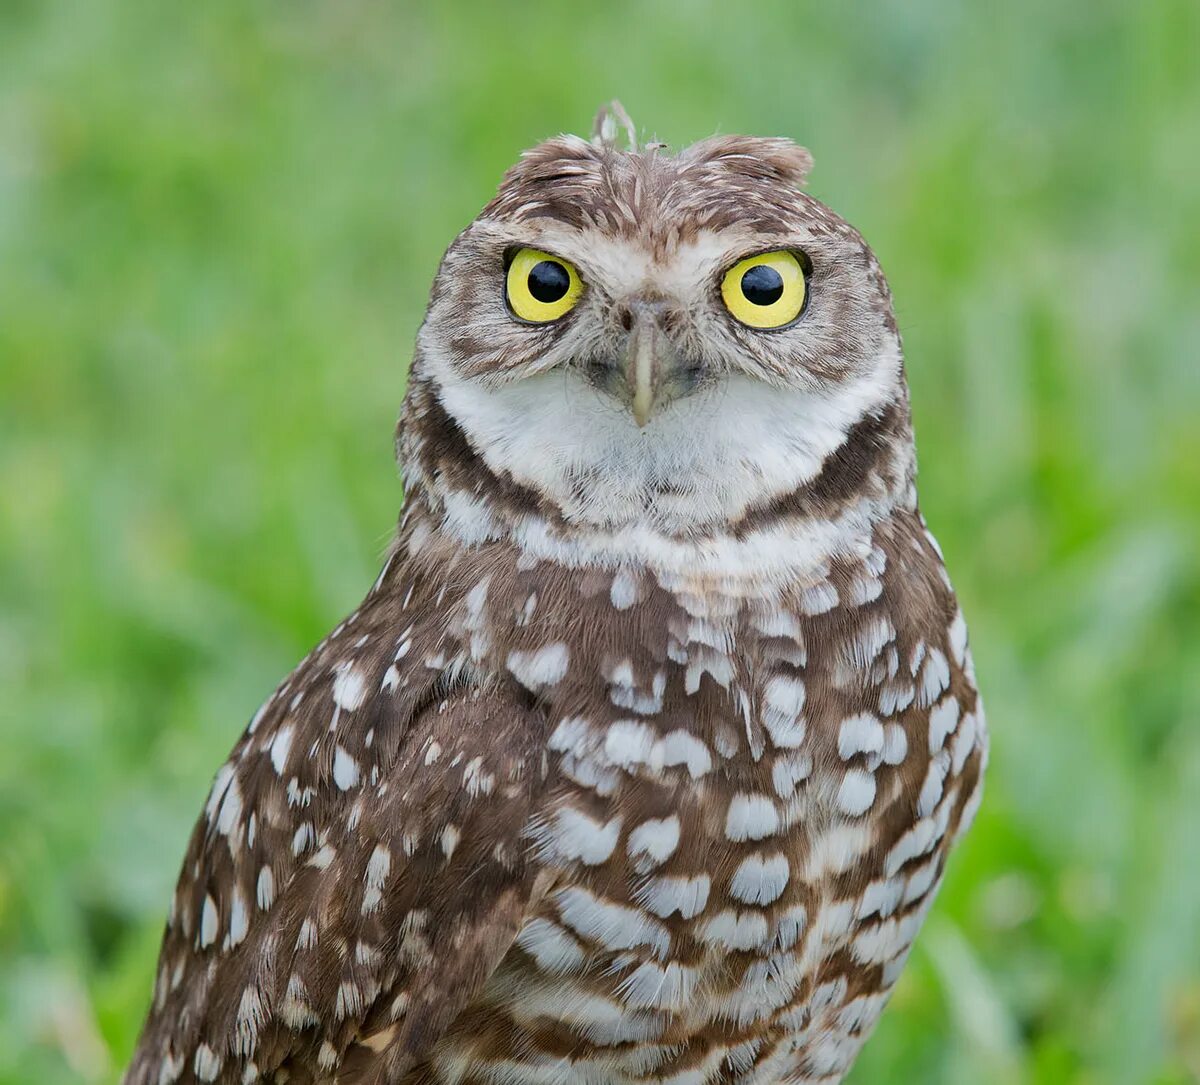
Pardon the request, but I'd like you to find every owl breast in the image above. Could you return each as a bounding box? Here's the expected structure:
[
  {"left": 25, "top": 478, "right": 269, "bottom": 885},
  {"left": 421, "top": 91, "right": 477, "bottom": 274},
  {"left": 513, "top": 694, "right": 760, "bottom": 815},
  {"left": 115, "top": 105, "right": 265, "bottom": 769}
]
[{"left": 414, "top": 512, "right": 985, "bottom": 1085}]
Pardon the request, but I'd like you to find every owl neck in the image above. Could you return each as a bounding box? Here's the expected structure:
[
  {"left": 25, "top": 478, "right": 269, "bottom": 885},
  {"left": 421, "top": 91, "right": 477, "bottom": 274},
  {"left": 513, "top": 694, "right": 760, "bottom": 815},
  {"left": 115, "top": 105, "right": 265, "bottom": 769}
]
[{"left": 395, "top": 370, "right": 917, "bottom": 594}]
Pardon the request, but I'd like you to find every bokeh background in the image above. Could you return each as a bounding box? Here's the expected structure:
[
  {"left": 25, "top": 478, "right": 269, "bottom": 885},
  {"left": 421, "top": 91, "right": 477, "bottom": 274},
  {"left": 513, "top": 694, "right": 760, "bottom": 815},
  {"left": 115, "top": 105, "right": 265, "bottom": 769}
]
[{"left": 2, "top": 1, "right": 1199, "bottom": 1082}]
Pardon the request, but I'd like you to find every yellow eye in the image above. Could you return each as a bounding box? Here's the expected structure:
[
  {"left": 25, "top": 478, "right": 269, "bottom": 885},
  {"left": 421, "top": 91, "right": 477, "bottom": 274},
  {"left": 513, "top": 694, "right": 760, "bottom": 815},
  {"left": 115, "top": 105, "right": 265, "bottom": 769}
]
[
  {"left": 505, "top": 248, "right": 583, "bottom": 323},
  {"left": 720, "top": 250, "right": 808, "bottom": 329}
]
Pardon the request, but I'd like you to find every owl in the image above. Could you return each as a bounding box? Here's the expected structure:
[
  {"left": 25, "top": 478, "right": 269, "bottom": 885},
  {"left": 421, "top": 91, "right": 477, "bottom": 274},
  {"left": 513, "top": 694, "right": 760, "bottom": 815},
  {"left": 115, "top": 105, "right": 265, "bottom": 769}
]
[{"left": 125, "top": 103, "right": 985, "bottom": 1085}]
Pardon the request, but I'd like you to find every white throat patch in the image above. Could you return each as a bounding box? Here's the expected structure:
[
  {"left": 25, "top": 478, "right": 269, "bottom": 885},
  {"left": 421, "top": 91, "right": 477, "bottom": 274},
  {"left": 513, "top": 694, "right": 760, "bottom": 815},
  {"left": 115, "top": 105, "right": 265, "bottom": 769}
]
[{"left": 429, "top": 345, "right": 900, "bottom": 534}]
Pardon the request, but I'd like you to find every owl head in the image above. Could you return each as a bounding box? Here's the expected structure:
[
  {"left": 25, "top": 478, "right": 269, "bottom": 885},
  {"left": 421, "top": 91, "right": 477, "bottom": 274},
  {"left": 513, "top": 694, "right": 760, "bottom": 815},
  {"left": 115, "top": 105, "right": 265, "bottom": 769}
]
[{"left": 406, "top": 105, "right": 913, "bottom": 538}]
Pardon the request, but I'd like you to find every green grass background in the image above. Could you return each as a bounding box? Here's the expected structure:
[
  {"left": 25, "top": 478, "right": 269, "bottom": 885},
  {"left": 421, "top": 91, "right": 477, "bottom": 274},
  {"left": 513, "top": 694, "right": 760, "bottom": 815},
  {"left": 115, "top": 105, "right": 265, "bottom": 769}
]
[{"left": 2, "top": 1, "right": 1199, "bottom": 1081}]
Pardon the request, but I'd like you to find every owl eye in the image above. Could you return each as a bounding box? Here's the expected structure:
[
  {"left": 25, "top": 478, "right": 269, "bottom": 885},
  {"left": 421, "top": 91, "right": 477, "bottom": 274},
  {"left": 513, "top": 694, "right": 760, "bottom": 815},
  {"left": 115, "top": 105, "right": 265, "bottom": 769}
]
[
  {"left": 720, "top": 250, "right": 808, "bottom": 329},
  {"left": 505, "top": 248, "right": 583, "bottom": 323}
]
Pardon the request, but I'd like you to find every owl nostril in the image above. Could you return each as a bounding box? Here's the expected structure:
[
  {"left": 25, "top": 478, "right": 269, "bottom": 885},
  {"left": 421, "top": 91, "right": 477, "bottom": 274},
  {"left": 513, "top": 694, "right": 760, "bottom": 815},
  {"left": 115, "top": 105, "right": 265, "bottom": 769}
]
[{"left": 615, "top": 295, "right": 678, "bottom": 335}]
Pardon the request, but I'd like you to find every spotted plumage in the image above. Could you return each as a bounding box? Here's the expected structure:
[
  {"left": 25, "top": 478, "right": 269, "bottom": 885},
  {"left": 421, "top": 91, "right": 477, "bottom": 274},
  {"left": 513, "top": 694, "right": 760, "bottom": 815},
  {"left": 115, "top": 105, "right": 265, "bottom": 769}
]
[{"left": 126, "top": 104, "right": 985, "bottom": 1085}]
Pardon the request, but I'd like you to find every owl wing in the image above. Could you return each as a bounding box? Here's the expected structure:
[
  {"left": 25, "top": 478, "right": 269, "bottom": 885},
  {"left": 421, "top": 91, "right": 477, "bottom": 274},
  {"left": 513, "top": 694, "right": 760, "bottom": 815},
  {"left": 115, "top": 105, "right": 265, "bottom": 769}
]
[{"left": 124, "top": 595, "right": 555, "bottom": 1085}]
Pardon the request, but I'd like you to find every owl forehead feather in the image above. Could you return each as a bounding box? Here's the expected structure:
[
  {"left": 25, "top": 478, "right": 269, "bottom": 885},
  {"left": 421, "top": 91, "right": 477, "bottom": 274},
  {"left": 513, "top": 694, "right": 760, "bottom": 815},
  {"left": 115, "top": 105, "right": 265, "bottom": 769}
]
[{"left": 482, "top": 124, "right": 831, "bottom": 246}]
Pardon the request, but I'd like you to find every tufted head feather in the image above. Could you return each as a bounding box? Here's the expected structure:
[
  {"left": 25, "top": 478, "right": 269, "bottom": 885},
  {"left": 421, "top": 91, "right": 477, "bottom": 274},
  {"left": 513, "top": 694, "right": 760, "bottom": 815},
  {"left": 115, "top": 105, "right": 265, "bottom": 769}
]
[{"left": 402, "top": 106, "right": 914, "bottom": 544}]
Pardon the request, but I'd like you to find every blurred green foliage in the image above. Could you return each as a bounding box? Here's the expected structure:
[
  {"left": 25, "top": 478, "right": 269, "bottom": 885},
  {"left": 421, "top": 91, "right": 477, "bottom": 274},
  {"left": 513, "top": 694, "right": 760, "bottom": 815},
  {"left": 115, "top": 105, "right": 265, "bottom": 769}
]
[{"left": 2, "top": 1, "right": 1199, "bottom": 1082}]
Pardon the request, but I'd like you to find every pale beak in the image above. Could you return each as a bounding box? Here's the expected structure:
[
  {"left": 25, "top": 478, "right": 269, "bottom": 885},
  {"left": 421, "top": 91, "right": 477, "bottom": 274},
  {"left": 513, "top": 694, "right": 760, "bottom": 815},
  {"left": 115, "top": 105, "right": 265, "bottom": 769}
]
[{"left": 619, "top": 300, "right": 686, "bottom": 427}]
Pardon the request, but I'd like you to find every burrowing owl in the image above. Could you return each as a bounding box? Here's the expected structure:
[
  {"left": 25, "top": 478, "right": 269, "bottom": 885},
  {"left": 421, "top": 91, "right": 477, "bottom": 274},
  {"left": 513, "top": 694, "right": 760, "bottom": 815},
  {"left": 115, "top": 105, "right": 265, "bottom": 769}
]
[{"left": 126, "top": 104, "right": 985, "bottom": 1085}]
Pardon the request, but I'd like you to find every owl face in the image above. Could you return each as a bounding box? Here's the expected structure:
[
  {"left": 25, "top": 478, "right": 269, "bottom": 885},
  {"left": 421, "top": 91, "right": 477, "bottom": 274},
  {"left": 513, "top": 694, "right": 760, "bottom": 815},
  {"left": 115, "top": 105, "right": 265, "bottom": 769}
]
[{"left": 413, "top": 132, "right": 910, "bottom": 533}]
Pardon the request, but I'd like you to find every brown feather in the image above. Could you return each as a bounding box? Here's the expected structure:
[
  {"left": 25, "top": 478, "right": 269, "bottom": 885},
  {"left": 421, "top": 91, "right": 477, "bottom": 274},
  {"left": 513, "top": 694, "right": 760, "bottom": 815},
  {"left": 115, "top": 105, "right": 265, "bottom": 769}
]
[{"left": 125, "top": 111, "right": 984, "bottom": 1085}]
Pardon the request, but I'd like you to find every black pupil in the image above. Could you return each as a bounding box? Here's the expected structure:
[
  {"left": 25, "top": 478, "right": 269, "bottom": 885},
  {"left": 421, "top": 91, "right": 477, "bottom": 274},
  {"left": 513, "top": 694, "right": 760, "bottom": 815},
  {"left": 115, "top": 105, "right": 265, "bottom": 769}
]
[
  {"left": 741, "top": 264, "right": 784, "bottom": 306},
  {"left": 528, "top": 260, "right": 570, "bottom": 304}
]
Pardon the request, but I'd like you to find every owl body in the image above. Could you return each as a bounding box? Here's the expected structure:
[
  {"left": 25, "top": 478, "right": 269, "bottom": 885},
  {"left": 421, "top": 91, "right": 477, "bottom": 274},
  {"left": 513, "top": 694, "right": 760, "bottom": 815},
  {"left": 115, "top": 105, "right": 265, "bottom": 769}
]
[{"left": 126, "top": 110, "right": 984, "bottom": 1085}]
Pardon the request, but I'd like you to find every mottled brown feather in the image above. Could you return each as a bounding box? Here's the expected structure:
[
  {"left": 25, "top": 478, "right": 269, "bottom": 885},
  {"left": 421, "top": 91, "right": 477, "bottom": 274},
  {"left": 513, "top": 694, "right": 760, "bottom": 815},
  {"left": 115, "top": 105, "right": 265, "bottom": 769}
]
[{"left": 125, "top": 115, "right": 984, "bottom": 1085}]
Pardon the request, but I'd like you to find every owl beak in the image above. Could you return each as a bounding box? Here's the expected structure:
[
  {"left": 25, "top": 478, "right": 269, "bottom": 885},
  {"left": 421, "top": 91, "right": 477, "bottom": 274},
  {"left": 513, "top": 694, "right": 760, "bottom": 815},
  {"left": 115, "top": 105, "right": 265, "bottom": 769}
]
[
  {"left": 621, "top": 300, "right": 684, "bottom": 427},
  {"left": 626, "top": 313, "right": 664, "bottom": 427}
]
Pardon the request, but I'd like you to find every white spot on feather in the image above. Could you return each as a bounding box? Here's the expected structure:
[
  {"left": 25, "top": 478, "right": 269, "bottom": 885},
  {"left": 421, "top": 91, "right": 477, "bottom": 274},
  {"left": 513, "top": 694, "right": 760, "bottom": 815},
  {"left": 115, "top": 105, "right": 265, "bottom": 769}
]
[
  {"left": 853, "top": 909, "right": 926, "bottom": 966},
  {"left": 199, "top": 894, "right": 218, "bottom": 948},
  {"left": 204, "top": 763, "right": 235, "bottom": 824},
  {"left": 507, "top": 642, "right": 570, "bottom": 688},
  {"left": 535, "top": 807, "right": 622, "bottom": 865},
  {"left": 556, "top": 887, "right": 670, "bottom": 957},
  {"left": 280, "top": 974, "right": 317, "bottom": 1026},
  {"left": 858, "top": 877, "right": 905, "bottom": 920},
  {"left": 952, "top": 711, "right": 979, "bottom": 773},
  {"left": 291, "top": 822, "right": 314, "bottom": 856},
  {"left": 730, "top": 853, "right": 790, "bottom": 905},
  {"left": 256, "top": 866, "right": 275, "bottom": 911},
  {"left": 335, "top": 980, "right": 364, "bottom": 1020},
  {"left": 799, "top": 582, "right": 839, "bottom": 615},
  {"left": 603, "top": 720, "right": 657, "bottom": 767},
  {"left": 928, "top": 695, "right": 960, "bottom": 754},
  {"left": 772, "top": 751, "right": 812, "bottom": 798},
  {"left": 752, "top": 607, "right": 803, "bottom": 639},
  {"left": 269, "top": 725, "right": 293, "bottom": 775},
  {"left": 918, "top": 648, "right": 952, "bottom": 707},
  {"left": 849, "top": 616, "right": 896, "bottom": 667},
  {"left": 317, "top": 1041, "right": 339, "bottom": 1070},
  {"left": 805, "top": 823, "right": 875, "bottom": 879},
  {"left": 366, "top": 844, "right": 391, "bottom": 889},
  {"left": 658, "top": 730, "right": 712, "bottom": 777},
  {"left": 627, "top": 816, "right": 681, "bottom": 867},
  {"left": 332, "top": 666, "right": 366, "bottom": 711},
  {"left": 159, "top": 1052, "right": 184, "bottom": 1084},
  {"left": 882, "top": 723, "right": 908, "bottom": 765},
  {"left": 879, "top": 681, "right": 916, "bottom": 715},
  {"left": 762, "top": 675, "right": 807, "bottom": 748},
  {"left": 610, "top": 667, "right": 666, "bottom": 714},
  {"left": 837, "top": 769, "right": 878, "bottom": 816},
  {"left": 775, "top": 904, "right": 808, "bottom": 950},
  {"left": 838, "top": 714, "right": 884, "bottom": 760},
  {"left": 333, "top": 746, "right": 360, "bottom": 790},
  {"left": 725, "top": 793, "right": 780, "bottom": 841},
  {"left": 610, "top": 569, "right": 641, "bottom": 609},
  {"left": 193, "top": 1044, "right": 221, "bottom": 1082},
  {"left": 296, "top": 918, "right": 318, "bottom": 950},
  {"left": 618, "top": 960, "right": 696, "bottom": 1011},
  {"left": 228, "top": 890, "right": 249, "bottom": 947},
  {"left": 697, "top": 909, "right": 769, "bottom": 952},
  {"left": 516, "top": 918, "right": 586, "bottom": 974},
  {"left": 636, "top": 874, "right": 710, "bottom": 919},
  {"left": 949, "top": 609, "right": 968, "bottom": 665},
  {"left": 885, "top": 818, "right": 940, "bottom": 877},
  {"left": 602, "top": 722, "right": 713, "bottom": 778},
  {"left": 464, "top": 578, "right": 489, "bottom": 618},
  {"left": 462, "top": 756, "right": 495, "bottom": 796},
  {"left": 234, "top": 986, "right": 265, "bottom": 1059},
  {"left": 308, "top": 844, "right": 336, "bottom": 870}
]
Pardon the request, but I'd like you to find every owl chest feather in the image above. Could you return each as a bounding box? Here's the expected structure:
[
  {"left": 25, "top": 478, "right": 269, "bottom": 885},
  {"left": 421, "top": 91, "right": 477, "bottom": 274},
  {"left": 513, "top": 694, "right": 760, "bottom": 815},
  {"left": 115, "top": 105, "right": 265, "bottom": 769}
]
[
  {"left": 120, "top": 505, "right": 983, "bottom": 1085},
  {"left": 415, "top": 511, "right": 986, "bottom": 1083}
]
